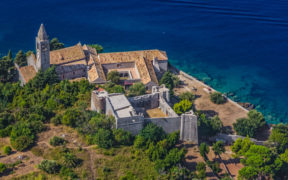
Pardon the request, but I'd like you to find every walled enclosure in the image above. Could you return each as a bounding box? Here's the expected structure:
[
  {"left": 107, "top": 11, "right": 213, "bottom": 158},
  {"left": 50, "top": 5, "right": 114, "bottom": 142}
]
[{"left": 91, "top": 85, "right": 198, "bottom": 143}]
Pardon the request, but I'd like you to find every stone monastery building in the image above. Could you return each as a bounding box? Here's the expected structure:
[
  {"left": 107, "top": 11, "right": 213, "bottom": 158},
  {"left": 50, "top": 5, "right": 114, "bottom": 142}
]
[{"left": 17, "top": 24, "right": 168, "bottom": 88}]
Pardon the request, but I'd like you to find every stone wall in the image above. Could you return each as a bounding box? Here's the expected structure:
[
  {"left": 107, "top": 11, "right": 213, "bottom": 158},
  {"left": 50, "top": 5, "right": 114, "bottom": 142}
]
[
  {"left": 116, "top": 116, "right": 145, "bottom": 135},
  {"left": 159, "top": 97, "right": 178, "bottom": 117},
  {"left": 145, "top": 117, "right": 181, "bottom": 134},
  {"left": 158, "top": 61, "right": 168, "bottom": 71},
  {"left": 128, "top": 93, "right": 159, "bottom": 109},
  {"left": 91, "top": 91, "right": 106, "bottom": 113},
  {"left": 56, "top": 65, "right": 87, "bottom": 80},
  {"left": 180, "top": 111, "right": 198, "bottom": 143}
]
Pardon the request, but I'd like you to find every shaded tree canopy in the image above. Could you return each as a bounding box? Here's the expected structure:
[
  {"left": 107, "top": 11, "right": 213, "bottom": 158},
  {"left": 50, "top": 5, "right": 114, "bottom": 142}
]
[
  {"left": 50, "top": 38, "right": 64, "bottom": 51},
  {"left": 88, "top": 44, "right": 103, "bottom": 53},
  {"left": 233, "top": 110, "right": 266, "bottom": 137},
  {"left": 14, "top": 50, "right": 27, "bottom": 67}
]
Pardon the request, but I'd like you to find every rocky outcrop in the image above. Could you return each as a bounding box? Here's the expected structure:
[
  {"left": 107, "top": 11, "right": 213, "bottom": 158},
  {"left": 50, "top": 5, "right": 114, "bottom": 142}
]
[{"left": 238, "top": 102, "right": 255, "bottom": 111}]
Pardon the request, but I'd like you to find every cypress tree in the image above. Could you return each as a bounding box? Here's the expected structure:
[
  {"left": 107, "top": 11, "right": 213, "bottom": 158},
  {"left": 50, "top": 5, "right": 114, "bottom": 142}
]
[{"left": 7, "top": 50, "right": 12, "bottom": 60}]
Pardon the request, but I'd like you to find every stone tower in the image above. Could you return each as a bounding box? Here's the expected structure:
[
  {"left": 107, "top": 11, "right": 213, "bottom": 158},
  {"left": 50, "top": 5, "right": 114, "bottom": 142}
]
[{"left": 36, "top": 24, "right": 50, "bottom": 72}]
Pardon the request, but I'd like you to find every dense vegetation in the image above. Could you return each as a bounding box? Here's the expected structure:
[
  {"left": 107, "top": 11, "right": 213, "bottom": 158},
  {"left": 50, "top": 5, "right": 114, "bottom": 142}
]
[
  {"left": 0, "top": 50, "right": 15, "bottom": 83},
  {"left": 128, "top": 82, "right": 146, "bottom": 96},
  {"left": 159, "top": 71, "right": 180, "bottom": 93},
  {"left": 233, "top": 110, "right": 266, "bottom": 137},
  {"left": 232, "top": 137, "right": 288, "bottom": 179}
]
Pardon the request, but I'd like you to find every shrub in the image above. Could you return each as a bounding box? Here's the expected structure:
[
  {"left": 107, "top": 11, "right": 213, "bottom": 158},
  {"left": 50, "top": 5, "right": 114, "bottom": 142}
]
[
  {"left": 31, "top": 147, "right": 44, "bottom": 157},
  {"left": 49, "top": 136, "right": 66, "bottom": 146},
  {"left": 38, "top": 160, "right": 61, "bottom": 174},
  {"left": 3, "top": 146, "right": 12, "bottom": 155},
  {"left": 128, "top": 83, "right": 146, "bottom": 96},
  {"left": 0, "top": 163, "right": 7, "bottom": 174},
  {"left": 62, "top": 153, "right": 81, "bottom": 168},
  {"left": 210, "top": 92, "right": 226, "bottom": 104},
  {"left": 113, "top": 129, "right": 134, "bottom": 146},
  {"left": 88, "top": 44, "right": 103, "bottom": 53},
  {"left": 107, "top": 71, "right": 120, "bottom": 84},
  {"left": 173, "top": 99, "right": 192, "bottom": 115},
  {"left": 139, "top": 123, "right": 166, "bottom": 143},
  {"left": 50, "top": 114, "right": 62, "bottom": 125},
  {"left": 93, "top": 128, "right": 114, "bottom": 149},
  {"left": 59, "top": 166, "right": 78, "bottom": 179},
  {"left": 11, "top": 135, "right": 34, "bottom": 151},
  {"left": 179, "top": 92, "right": 195, "bottom": 101}
]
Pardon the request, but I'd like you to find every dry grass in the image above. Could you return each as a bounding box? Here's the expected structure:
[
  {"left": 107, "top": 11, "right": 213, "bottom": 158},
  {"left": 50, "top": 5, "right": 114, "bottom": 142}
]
[
  {"left": 146, "top": 108, "right": 167, "bottom": 118},
  {"left": 174, "top": 74, "right": 248, "bottom": 132}
]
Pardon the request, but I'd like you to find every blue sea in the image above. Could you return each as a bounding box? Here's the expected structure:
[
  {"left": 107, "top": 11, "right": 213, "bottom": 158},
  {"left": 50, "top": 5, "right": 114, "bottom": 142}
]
[{"left": 0, "top": 0, "right": 287, "bottom": 123}]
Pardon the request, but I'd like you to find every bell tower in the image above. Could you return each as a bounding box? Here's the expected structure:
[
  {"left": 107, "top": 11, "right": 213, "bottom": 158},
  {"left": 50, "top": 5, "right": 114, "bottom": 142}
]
[{"left": 36, "top": 24, "right": 50, "bottom": 72}]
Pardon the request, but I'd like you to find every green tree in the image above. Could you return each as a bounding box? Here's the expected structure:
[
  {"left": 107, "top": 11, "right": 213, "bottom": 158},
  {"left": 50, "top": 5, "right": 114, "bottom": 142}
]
[
  {"left": 93, "top": 128, "right": 114, "bottom": 149},
  {"left": 7, "top": 49, "right": 12, "bottom": 60},
  {"left": 159, "top": 71, "right": 174, "bottom": 91},
  {"left": 49, "top": 136, "right": 66, "bottom": 146},
  {"left": 0, "top": 50, "right": 16, "bottom": 82},
  {"left": 212, "top": 141, "right": 230, "bottom": 176},
  {"left": 10, "top": 121, "right": 35, "bottom": 151},
  {"left": 233, "top": 110, "right": 266, "bottom": 137},
  {"left": 107, "top": 71, "right": 120, "bottom": 84},
  {"left": 199, "top": 142, "right": 210, "bottom": 159},
  {"left": 62, "top": 153, "right": 81, "bottom": 168},
  {"left": 238, "top": 166, "right": 258, "bottom": 180},
  {"left": 210, "top": 92, "right": 226, "bottom": 104},
  {"left": 14, "top": 50, "right": 27, "bottom": 67},
  {"left": 2, "top": 146, "right": 12, "bottom": 155},
  {"left": 38, "top": 160, "right": 61, "bottom": 174},
  {"left": 179, "top": 92, "right": 195, "bottom": 101},
  {"left": 128, "top": 82, "right": 146, "bottom": 96},
  {"left": 50, "top": 38, "right": 64, "bottom": 50},
  {"left": 173, "top": 99, "right": 192, "bottom": 115},
  {"left": 269, "top": 123, "right": 288, "bottom": 153},
  {"left": 240, "top": 145, "right": 277, "bottom": 179},
  {"left": 88, "top": 44, "right": 103, "bottom": 53},
  {"left": 196, "top": 162, "right": 206, "bottom": 179},
  {"left": 231, "top": 137, "right": 254, "bottom": 157},
  {"left": 113, "top": 129, "right": 133, "bottom": 146},
  {"left": 197, "top": 113, "right": 223, "bottom": 139},
  {"left": 0, "top": 163, "right": 7, "bottom": 174},
  {"left": 139, "top": 123, "right": 166, "bottom": 143}
]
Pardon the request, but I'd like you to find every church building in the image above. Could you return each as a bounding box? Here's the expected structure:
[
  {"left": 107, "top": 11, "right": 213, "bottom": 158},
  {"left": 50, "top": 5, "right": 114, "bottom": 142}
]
[{"left": 16, "top": 24, "right": 168, "bottom": 89}]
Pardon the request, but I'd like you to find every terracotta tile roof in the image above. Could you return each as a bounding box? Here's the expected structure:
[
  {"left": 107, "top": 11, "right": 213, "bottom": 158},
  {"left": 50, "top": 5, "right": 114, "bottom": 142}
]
[
  {"left": 50, "top": 44, "right": 86, "bottom": 65},
  {"left": 87, "top": 54, "right": 106, "bottom": 82},
  {"left": 97, "top": 49, "right": 166, "bottom": 85},
  {"left": 19, "top": 65, "right": 37, "bottom": 83}
]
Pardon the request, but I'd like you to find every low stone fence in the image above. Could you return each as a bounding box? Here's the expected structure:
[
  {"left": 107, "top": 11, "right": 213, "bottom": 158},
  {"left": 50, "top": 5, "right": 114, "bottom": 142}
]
[{"left": 210, "top": 133, "right": 265, "bottom": 145}]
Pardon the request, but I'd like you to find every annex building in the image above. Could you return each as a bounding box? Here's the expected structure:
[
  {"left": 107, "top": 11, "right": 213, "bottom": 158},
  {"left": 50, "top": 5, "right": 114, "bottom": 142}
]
[{"left": 16, "top": 24, "right": 168, "bottom": 89}]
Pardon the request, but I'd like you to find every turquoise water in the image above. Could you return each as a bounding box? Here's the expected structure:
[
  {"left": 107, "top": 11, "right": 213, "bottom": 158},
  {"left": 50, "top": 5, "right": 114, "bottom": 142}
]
[{"left": 0, "top": 0, "right": 287, "bottom": 123}]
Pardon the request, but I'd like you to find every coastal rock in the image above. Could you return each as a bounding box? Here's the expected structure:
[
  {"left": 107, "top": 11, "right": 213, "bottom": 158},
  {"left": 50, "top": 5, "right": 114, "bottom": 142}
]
[{"left": 238, "top": 102, "right": 255, "bottom": 110}]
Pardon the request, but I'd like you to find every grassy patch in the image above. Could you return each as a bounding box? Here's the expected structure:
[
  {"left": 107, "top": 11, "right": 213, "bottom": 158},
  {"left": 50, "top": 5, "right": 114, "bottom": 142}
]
[{"left": 95, "top": 146, "right": 159, "bottom": 179}]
